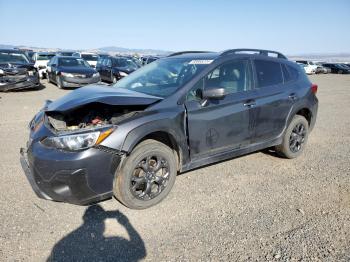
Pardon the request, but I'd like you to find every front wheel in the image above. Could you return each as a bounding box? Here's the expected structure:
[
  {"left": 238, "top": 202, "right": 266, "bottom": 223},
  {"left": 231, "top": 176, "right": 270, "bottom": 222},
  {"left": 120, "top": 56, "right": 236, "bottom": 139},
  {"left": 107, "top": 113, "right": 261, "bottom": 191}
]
[
  {"left": 112, "top": 75, "right": 117, "bottom": 83},
  {"left": 114, "top": 139, "right": 177, "bottom": 209},
  {"left": 56, "top": 76, "right": 63, "bottom": 89},
  {"left": 275, "top": 115, "right": 309, "bottom": 159}
]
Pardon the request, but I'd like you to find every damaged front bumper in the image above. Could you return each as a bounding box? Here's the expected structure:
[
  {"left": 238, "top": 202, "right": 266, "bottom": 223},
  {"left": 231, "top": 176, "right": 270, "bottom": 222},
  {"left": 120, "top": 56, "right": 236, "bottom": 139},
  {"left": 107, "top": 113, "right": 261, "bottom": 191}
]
[
  {"left": 20, "top": 141, "right": 123, "bottom": 205},
  {"left": 0, "top": 74, "right": 40, "bottom": 91}
]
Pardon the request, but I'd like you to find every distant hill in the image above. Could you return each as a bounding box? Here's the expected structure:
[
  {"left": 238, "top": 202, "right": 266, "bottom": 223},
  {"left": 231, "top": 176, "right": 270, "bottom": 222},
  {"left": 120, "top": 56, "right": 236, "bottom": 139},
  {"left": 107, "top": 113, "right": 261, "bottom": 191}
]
[
  {"left": 1, "top": 44, "right": 349, "bottom": 61},
  {"left": 0, "top": 44, "right": 170, "bottom": 56},
  {"left": 95, "top": 46, "right": 171, "bottom": 55},
  {"left": 288, "top": 53, "right": 350, "bottom": 62}
]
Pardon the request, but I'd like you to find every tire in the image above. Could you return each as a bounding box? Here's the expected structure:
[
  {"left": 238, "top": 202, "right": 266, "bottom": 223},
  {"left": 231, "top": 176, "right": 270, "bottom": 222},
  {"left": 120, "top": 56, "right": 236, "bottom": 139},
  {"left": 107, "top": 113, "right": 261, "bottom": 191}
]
[
  {"left": 56, "top": 76, "right": 63, "bottom": 89},
  {"left": 114, "top": 139, "right": 177, "bottom": 209},
  {"left": 112, "top": 75, "right": 117, "bottom": 83},
  {"left": 275, "top": 115, "right": 309, "bottom": 159}
]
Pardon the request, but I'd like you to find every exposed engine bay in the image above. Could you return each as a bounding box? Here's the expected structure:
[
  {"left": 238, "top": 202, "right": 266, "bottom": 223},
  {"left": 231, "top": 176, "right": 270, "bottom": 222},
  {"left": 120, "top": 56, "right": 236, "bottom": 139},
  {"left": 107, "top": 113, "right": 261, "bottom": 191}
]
[{"left": 46, "top": 102, "right": 145, "bottom": 132}]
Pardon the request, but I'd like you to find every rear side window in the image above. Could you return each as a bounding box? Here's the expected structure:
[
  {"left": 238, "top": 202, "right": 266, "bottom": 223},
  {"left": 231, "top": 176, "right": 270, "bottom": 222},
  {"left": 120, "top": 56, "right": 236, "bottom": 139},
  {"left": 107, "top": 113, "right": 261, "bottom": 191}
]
[
  {"left": 254, "top": 60, "right": 283, "bottom": 88},
  {"left": 286, "top": 65, "right": 299, "bottom": 80},
  {"left": 281, "top": 64, "right": 291, "bottom": 82}
]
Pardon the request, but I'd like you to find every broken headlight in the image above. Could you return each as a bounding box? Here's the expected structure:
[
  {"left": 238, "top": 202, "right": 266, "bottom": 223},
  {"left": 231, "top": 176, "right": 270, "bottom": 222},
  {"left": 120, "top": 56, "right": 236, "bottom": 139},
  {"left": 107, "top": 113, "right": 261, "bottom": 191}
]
[
  {"left": 42, "top": 131, "right": 100, "bottom": 150},
  {"left": 41, "top": 129, "right": 113, "bottom": 151}
]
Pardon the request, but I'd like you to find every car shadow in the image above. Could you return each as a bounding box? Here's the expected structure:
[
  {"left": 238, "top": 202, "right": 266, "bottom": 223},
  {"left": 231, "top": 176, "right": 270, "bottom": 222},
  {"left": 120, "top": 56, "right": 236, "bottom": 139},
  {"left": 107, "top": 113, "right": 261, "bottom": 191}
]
[{"left": 47, "top": 205, "right": 146, "bottom": 262}]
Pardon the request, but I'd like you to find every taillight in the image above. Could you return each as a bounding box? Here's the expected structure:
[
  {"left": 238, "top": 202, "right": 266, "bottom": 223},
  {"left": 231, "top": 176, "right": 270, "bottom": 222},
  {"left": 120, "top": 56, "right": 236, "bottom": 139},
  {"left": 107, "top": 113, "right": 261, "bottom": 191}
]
[{"left": 311, "top": 83, "right": 318, "bottom": 94}]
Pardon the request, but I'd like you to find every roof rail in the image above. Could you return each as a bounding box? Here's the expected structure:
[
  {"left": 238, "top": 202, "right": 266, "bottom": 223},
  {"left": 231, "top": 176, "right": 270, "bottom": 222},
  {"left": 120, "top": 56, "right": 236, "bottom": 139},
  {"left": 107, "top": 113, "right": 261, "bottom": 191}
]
[
  {"left": 168, "top": 51, "right": 213, "bottom": 57},
  {"left": 220, "top": 49, "right": 287, "bottom": 59}
]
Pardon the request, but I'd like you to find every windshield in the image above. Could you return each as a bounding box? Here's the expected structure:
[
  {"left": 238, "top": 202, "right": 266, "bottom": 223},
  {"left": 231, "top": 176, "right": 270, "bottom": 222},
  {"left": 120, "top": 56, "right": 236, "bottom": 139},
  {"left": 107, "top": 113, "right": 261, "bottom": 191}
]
[
  {"left": 82, "top": 54, "right": 99, "bottom": 61},
  {"left": 113, "top": 58, "right": 210, "bottom": 98},
  {"left": 116, "top": 58, "right": 138, "bottom": 69},
  {"left": 37, "top": 54, "right": 55, "bottom": 61},
  {"left": 58, "top": 57, "right": 90, "bottom": 67},
  {"left": 0, "top": 52, "right": 29, "bottom": 64},
  {"left": 59, "top": 52, "right": 74, "bottom": 56},
  {"left": 338, "top": 64, "right": 349, "bottom": 69}
]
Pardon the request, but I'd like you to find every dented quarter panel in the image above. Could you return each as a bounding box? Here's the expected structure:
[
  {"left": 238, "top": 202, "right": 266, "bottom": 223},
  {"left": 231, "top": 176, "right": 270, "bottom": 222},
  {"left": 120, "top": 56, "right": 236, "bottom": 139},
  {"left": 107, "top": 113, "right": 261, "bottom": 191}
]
[{"left": 100, "top": 104, "right": 189, "bottom": 166}]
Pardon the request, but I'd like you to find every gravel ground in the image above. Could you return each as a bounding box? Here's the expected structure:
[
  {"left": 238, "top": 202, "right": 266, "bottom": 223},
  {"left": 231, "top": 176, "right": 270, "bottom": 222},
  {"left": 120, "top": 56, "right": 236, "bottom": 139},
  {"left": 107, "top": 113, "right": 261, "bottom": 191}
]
[{"left": 0, "top": 75, "right": 349, "bottom": 261}]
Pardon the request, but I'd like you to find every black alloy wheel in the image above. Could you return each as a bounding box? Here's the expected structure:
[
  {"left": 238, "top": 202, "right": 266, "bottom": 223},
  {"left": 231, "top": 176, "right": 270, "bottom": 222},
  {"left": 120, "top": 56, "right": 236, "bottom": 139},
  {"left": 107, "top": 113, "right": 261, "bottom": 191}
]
[
  {"left": 289, "top": 123, "right": 307, "bottom": 153},
  {"left": 130, "top": 155, "right": 170, "bottom": 200},
  {"left": 114, "top": 139, "right": 177, "bottom": 209}
]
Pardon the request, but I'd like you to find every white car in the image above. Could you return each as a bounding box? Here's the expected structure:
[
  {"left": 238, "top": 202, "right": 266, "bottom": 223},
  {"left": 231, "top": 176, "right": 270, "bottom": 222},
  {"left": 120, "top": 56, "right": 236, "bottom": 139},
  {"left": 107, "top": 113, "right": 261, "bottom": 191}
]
[
  {"left": 32, "top": 52, "right": 55, "bottom": 79},
  {"left": 72, "top": 52, "right": 99, "bottom": 68},
  {"left": 295, "top": 60, "right": 318, "bottom": 73},
  {"left": 297, "top": 63, "right": 316, "bottom": 75}
]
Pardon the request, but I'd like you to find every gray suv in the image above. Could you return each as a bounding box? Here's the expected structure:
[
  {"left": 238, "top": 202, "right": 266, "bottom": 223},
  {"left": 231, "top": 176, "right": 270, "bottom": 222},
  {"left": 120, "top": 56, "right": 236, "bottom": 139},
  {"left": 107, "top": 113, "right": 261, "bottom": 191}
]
[{"left": 20, "top": 49, "right": 318, "bottom": 209}]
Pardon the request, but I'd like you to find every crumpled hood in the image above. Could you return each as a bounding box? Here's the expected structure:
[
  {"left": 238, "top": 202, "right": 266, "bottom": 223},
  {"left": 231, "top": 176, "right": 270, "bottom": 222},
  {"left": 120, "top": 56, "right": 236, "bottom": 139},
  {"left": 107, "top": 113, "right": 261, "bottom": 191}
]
[
  {"left": 0, "top": 63, "right": 35, "bottom": 75},
  {"left": 46, "top": 84, "right": 162, "bottom": 112}
]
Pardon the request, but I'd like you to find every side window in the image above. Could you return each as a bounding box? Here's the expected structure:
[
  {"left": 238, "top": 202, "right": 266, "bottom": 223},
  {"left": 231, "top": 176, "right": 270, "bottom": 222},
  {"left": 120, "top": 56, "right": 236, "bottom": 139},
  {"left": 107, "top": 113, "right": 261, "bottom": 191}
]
[
  {"left": 254, "top": 60, "right": 283, "bottom": 88},
  {"left": 281, "top": 64, "right": 291, "bottom": 82},
  {"left": 286, "top": 65, "right": 299, "bottom": 80},
  {"left": 187, "top": 59, "right": 252, "bottom": 101},
  {"left": 106, "top": 58, "right": 112, "bottom": 67}
]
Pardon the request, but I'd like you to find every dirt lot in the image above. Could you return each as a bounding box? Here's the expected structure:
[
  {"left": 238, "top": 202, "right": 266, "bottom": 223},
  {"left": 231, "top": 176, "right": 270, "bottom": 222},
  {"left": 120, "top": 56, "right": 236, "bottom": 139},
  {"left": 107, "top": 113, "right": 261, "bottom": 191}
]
[{"left": 0, "top": 75, "right": 349, "bottom": 261}]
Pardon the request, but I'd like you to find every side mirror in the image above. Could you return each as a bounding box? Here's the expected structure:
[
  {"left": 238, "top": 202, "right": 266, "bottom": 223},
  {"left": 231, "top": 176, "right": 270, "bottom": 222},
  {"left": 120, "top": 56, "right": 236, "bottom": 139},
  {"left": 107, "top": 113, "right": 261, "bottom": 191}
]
[{"left": 202, "top": 86, "right": 227, "bottom": 99}]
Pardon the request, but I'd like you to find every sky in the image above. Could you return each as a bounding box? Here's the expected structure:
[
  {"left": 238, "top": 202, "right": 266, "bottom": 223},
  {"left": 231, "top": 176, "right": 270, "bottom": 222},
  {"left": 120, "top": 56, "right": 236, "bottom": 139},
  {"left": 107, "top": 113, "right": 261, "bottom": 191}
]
[{"left": 0, "top": 0, "right": 349, "bottom": 55}]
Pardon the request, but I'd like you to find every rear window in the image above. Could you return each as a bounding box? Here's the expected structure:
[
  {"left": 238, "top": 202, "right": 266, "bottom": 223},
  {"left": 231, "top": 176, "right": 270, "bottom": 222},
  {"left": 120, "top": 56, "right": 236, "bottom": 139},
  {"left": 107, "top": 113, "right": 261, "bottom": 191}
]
[
  {"left": 254, "top": 60, "right": 283, "bottom": 88},
  {"left": 81, "top": 54, "right": 99, "bottom": 61}
]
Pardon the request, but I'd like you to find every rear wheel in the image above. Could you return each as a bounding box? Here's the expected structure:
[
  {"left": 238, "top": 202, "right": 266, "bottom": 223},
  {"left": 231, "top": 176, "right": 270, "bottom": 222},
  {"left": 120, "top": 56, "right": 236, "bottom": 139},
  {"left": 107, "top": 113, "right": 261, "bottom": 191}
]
[
  {"left": 114, "top": 139, "right": 177, "bottom": 209},
  {"left": 275, "top": 115, "right": 309, "bottom": 159}
]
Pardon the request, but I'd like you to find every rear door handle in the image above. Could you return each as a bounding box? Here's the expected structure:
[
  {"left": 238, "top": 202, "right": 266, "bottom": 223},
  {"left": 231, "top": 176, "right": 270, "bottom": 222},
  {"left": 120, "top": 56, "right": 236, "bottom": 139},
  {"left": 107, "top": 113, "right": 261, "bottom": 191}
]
[
  {"left": 288, "top": 93, "right": 298, "bottom": 100},
  {"left": 243, "top": 100, "right": 256, "bottom": 108}
]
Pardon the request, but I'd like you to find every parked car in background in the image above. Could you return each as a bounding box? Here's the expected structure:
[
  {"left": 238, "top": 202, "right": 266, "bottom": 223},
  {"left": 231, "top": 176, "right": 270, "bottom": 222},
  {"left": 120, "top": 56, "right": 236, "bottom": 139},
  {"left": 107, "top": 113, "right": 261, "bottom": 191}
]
[
  {"left": 18, "top": 49, "right": 35, "bottom": 62},
  {"left": 96, "top": 56, "right": 139, "bottom": 83},
  {"left": 145, "top": 56, "right": 160, "bottom": 64},
  {"left": 140, "top": 56, "right": 149, "bottom": 65},
  {"left": 0, "top": 49, "right": 40, "bottom": 91},
  {"left": 123, "top": 55, "right": 143, "bottom": 67},
  {"left": 297, "top": 63, "right": 316, "bottom": 74},
  {"left": 339, "top": 63, "right": 350, "bottom": 70},
  {"left": 21, "top": 49, "right": 318, "bottom": 209},
  {"left": 322, "top": 63, "right": 350, "bottom": 74},
  {"left": 315, "top": 62, "right": 330, "bottom": 73},
  {"left": 295, "top": 60, "right": 318, "bottom": 73},
  {"left": 56, "top": 51, "right": 75, "bottom": 56},
  {"left": 47, "top": 56, "right": 100, "bottom": 88},
  {"left": 72, "top": 52, "right": 99, "bottom": 68},
  {"left": 97, "top": 53, "right": 110, "bottom": 59},
  {"left": 32, "top": 52, "right": 55, "bottom": 79}
]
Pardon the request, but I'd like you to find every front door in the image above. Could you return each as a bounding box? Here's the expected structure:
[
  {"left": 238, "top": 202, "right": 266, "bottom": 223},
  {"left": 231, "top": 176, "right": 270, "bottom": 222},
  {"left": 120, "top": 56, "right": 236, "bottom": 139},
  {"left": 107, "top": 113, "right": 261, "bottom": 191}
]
[{"left": 185, "top": 59, "right": 255, "bottom": 160}]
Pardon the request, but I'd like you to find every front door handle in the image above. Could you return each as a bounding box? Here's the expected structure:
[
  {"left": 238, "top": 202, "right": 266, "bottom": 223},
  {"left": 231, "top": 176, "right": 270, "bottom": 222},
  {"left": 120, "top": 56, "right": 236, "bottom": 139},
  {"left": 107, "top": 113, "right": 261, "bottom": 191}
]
[
  {"left": 243, "top": 100, "right": 256, "bottom": 108},
  {"left": 288, "top": 93, "right": 298, "bottom": 101}
]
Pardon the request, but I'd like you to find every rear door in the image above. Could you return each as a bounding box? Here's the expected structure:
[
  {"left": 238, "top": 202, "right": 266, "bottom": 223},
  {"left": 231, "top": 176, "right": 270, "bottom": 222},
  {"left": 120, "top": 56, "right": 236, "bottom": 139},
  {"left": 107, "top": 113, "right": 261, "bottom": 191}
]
[
  {"left": 185, "top": 59, "right": 255, "bottom": 160},
  {"left": 250, "top": 59, "right": 296, "bottom": 143}
]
